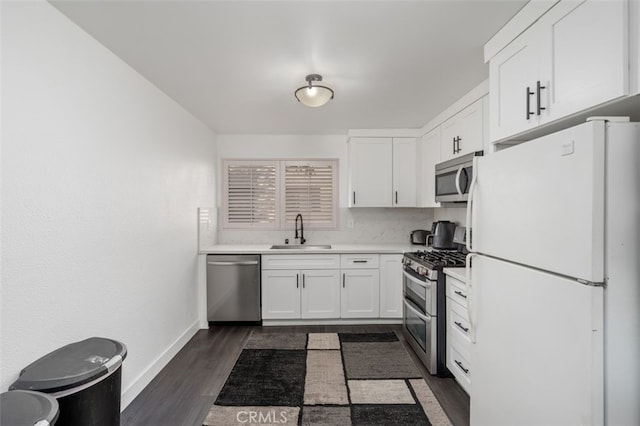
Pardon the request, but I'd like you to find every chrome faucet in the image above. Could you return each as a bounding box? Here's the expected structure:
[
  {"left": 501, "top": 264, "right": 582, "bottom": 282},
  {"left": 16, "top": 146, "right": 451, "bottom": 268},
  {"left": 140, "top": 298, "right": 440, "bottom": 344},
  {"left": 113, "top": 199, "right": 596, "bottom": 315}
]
[{"left": 294, "top": 213, "right": 306, "bottom": 245}]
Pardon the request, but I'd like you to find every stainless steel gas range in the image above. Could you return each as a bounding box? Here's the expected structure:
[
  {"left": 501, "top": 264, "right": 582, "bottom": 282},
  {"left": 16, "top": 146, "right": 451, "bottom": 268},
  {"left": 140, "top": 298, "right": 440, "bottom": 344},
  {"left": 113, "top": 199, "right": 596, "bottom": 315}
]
[{"left": 402, "top": 247, "right": 467, "bottom": 376}]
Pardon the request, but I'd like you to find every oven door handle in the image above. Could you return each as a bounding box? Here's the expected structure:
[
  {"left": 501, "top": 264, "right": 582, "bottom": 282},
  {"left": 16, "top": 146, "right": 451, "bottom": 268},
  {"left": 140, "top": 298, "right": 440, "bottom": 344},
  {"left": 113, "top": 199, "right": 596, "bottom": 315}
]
[
  {"left": 402, "top": 270, "right": 431, "bottom": 289},
  {"left": 404, "top": 298, "right": 431, "bottom": 322}
]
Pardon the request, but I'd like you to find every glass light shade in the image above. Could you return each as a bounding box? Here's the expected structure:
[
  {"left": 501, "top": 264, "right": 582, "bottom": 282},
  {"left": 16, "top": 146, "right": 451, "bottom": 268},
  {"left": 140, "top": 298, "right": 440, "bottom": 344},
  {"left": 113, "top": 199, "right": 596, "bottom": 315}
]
[{"left": 295, "top": 83, "right": 334, "bottom": 107}]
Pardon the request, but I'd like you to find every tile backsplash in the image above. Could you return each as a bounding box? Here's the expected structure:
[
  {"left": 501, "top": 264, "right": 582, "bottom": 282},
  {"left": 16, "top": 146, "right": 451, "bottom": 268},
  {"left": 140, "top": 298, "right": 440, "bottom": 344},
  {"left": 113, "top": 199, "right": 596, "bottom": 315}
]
[
  {"left": 433, "top": 206, "right": 467, "bottom": 227},
  {"left": 216, "top": 208, "right": 435, "bottom": 245}
]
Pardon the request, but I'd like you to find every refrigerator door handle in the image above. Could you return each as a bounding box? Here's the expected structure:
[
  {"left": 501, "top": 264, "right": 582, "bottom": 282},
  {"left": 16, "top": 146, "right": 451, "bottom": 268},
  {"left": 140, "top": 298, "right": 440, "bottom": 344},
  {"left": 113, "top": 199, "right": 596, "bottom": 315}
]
[
  {"left": 466, "top": 156, "right": 479, "bottom": 252},
  {"left": 466, "top": 253, "right": 478, "bottom": 343}
]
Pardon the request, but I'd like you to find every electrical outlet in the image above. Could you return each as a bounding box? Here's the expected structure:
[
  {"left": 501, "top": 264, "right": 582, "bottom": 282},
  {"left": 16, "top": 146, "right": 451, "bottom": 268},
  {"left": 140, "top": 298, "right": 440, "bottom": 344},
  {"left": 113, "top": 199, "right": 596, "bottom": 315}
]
[{"left": 347, "top": 219, "right": 354, "bottom": 229}]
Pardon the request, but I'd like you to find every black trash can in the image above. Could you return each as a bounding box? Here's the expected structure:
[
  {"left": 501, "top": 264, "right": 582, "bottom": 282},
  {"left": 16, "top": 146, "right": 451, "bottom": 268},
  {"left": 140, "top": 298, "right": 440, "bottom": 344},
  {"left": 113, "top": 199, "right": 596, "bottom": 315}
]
[
  {"left": 1, "top": 390, "right": 59, "bottom": 425},
  {"left": 9, "top": 337, "right": 127, "bottom": 426}
]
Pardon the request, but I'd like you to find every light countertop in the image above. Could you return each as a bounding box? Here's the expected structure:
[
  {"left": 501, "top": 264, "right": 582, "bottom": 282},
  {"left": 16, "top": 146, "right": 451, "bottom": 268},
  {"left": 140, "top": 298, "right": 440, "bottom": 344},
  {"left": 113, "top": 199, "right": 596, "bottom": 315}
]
[
  {"left": 443, "top": 267, "right": 467, "bottom": 282},
  {"left": 200, "top": 243, "right": 426, "bottom": 255}
]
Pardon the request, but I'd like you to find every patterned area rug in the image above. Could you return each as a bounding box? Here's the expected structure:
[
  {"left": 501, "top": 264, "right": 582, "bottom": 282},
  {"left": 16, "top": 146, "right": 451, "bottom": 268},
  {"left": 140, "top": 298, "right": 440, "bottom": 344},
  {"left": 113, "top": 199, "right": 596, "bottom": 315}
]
[{"left": 204, "top": 331, "right": 452, "bottom": 426}]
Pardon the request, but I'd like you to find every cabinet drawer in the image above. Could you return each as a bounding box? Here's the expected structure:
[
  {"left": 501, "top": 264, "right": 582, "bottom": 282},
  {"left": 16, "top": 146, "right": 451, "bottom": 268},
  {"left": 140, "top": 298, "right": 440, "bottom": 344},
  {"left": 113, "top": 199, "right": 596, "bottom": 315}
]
[
  {"left": 340, "top": 254, "right": 379, "bottom": 269},
  {"left": 448, "top": 298, "right": 472, "bottom": 345},
  {"left": 446, "top": 276, "right": 468, "bottom": 308},
  {"left": 262, "top": 255, "right": 340, "bottom": 270},
  {"left": 447, "top": 345, "right": 471, "bottom": 394}
]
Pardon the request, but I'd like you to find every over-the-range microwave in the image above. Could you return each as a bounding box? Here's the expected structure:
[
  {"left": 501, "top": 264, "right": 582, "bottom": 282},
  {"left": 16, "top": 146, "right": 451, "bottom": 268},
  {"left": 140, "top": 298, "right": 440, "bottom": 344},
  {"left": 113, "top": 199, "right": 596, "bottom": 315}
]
[{"left": 434, "top": 151, "right": 483, "bottom": 203}]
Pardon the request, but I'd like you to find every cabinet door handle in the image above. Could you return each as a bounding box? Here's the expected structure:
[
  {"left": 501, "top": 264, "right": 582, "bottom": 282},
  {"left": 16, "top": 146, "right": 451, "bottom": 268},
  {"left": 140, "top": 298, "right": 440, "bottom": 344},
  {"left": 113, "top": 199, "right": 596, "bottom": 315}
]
[
  {"left": 302, "top": 274, "right": 305, "bottom": 288},
  {"left": 342, "top": 273, "right": 346, "bottom": 288},
  {"left": 455, "top": 321, "right": 469, "bottom": 333},
  {"left": 395, "top": 191, "right": 398, "bottom": 204},
  {"left": 526, "top": 86, "right": 535, "bottom": 120},
  {"left": 353, "top": 191, "right": 356, "bottom": 205},
  {"left": 296, "top": 273, "right": 299, "bottom": 289},
  {"left": 454, "top": 359, "right": 469, "bottom": 374},
  {"left": 456, "top": 136, "right": 462, "bottom": 154},
  {"left": 536, "top": 80, "right": 546, "bottom": 115},
  {"left": 452, "top": 137, "right": 456, "bottom": 155},
  {"left": 454, "top": 290, "right": 467, "bottom": 299},
  {"left": 353, "top": 260, "right": 368, "bottom": 264}
]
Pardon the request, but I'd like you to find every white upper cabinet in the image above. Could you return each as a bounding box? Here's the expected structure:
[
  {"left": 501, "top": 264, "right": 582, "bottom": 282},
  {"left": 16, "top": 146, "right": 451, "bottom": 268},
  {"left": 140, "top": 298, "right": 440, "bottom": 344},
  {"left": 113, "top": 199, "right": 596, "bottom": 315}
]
[
  {"left": 538, "top": 0, "right": 628, "bottom": 121},
  {"left": 489, "top": 28, "right": 541, "bottom": 142},
  {"left": 348, "top": 137, "right": 416, "bottom": 207},
  {"left": 348, "top": 137, "right": 393, "bottom": 207},
  {"left": 417, "top": 127, "right": 441, "bottom": 208},
  {"left": 488, "top": 0, "right": 629, "bottom": 143},
  {"left": 440, "top": 98, "right": 485, "bottom": 162},
  {"left": 392, "top": 138, "right": 417, "bottom": 207}
]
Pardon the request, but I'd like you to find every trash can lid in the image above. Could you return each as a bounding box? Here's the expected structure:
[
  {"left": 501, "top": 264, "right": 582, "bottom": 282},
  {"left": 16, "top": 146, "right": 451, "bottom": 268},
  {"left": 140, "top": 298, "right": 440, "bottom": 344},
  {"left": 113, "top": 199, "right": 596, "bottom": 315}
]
[
  {"left": 9, "top": 337, "right": 127, "bottom": 394},
  {"left": 1, "top": 390, "right": 60, "bottom": 426}
]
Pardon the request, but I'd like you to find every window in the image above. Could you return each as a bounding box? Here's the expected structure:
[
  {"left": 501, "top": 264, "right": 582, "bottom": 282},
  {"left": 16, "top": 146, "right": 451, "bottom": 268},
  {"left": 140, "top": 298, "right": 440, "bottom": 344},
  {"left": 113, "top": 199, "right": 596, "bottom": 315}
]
[
  {"left": 282, "top": 161, "right": 337, "bottom": 228},
  {"left": 222, "top": 159, "right": 338, "bottom": 229},
  {"left": 223, "top": 160, "right": 279, "bottom": 228}
]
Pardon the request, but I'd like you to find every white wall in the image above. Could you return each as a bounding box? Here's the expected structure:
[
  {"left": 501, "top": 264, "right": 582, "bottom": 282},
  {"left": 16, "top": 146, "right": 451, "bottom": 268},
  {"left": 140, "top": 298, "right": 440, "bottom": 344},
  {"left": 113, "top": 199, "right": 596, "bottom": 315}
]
[
  {"left": 216, "top": 134, "right": 434, "bottom": 244},
  {"left": 1, "top": 1, "right": 217, "bottom": 408}
]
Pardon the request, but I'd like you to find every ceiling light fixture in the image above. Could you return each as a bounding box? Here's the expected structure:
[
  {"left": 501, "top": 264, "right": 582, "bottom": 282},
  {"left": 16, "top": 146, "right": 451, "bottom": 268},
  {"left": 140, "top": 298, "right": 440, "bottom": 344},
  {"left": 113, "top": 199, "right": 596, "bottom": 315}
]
[{"left": 294, "top": 74, "right": 334, "bottom": 107}]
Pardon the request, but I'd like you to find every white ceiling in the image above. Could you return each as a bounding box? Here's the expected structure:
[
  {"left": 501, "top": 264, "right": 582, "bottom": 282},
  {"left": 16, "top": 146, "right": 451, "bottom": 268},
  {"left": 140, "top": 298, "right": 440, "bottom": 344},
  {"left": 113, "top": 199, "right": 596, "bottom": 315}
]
[{"left": 50, "top": 0, "right": 526, "bottom": 135}]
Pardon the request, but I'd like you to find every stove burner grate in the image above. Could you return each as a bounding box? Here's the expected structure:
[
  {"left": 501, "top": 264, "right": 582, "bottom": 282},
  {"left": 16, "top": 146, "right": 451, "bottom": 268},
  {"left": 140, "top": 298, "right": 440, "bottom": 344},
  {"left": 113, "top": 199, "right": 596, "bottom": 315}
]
[{"left": 406, "top": 250, "right": 467, "bottom": 268}]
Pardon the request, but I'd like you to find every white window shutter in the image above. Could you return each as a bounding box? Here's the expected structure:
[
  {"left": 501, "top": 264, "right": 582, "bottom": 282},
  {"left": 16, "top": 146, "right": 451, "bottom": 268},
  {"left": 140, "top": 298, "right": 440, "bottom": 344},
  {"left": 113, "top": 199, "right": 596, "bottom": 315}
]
[
  {"left": 223, "top": 160, "right": 279, "bottom": 228},
  {"left": 282, "top": 160, "right": 338, "bottom": 229}
]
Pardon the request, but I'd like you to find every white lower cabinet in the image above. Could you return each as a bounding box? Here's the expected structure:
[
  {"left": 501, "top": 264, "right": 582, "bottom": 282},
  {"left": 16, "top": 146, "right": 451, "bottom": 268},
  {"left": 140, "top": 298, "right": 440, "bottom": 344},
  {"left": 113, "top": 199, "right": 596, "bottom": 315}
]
[
  {"left": 340, "top": 254, "right": 380, "bottom": 319},
  {"left": 262, "top": 269, "right": 340, "bottom": 319},
  {"left": 262, "top": 255, "right": 341, "bottom": 320},
  {"left": 445, "top": 272, "right": 472, "bottom": 394},
  {"left": 341, "top": 269, "right": 380, "bottom": 318},
  {"left": 379, "top": 254, "right": 403, "bottom": 318},
  {"left": 301, "top": 270, "right": 341, "bottom": 319},
  {"left": 261, "top": 269, "right": 301, "bottom": 319},
  {"left": 262, "top": 253, "right": 401, "bottom": 321}
]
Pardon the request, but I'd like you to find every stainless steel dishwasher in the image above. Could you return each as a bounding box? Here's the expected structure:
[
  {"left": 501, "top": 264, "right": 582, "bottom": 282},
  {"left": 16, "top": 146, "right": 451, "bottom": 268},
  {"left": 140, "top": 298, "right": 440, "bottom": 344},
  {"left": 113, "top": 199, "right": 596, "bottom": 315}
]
[{"left": 206, "top": 254, "right": 261, "bottom": 324}]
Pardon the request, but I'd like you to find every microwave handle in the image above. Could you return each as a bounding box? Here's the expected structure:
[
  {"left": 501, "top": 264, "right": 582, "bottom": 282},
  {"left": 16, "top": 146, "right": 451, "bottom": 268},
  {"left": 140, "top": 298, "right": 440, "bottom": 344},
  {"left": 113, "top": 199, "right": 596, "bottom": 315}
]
[{"left": 455, "top": 166, "right": 464, "bottom": 196}]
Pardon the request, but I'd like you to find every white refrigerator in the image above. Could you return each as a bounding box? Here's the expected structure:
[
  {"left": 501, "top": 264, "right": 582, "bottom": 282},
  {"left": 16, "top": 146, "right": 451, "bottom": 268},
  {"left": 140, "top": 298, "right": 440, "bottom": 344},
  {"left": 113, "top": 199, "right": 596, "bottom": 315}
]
[{"left": 466, "top": 119, "right": 640, "bottom": 426}]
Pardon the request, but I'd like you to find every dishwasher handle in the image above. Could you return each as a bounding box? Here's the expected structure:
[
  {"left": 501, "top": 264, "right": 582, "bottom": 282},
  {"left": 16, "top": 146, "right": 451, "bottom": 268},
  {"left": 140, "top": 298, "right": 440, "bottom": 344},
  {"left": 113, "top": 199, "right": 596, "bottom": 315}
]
[{"left": 207, "top": 261, "right": 259, "bottom": 266}]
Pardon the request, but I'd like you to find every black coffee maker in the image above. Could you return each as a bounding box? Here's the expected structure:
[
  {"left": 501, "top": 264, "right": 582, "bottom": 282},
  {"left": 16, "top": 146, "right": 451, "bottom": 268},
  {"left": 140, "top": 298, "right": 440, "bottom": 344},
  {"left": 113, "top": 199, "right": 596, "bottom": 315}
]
[{"left": 427, "top": 221, "right": 457, "bottom": 250}]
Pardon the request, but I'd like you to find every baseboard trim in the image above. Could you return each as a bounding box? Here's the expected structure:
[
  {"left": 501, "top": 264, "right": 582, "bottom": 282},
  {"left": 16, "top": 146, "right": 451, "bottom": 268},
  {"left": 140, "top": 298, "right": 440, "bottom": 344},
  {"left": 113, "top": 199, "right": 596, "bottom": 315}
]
[
  {"left": 262, "top": 318, "right": 403, "bottom": 326},
  {"left": 121, "top": 321, "right": 200, "bottom": 410}
]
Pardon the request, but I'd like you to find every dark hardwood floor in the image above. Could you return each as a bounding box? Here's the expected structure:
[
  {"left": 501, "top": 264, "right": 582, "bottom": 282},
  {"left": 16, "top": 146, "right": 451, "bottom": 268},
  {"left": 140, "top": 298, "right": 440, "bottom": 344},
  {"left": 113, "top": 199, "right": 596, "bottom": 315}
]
[{"left": 121, "top": 325, "right": 470, "bottom": 426}]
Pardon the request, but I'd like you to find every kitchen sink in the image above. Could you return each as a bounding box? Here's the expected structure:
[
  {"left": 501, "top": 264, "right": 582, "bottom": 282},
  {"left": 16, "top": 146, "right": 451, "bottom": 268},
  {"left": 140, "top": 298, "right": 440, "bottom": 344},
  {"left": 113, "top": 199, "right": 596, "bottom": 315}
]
[{"left": 270, "top": 244, "right": 332, "bottom": 250}]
